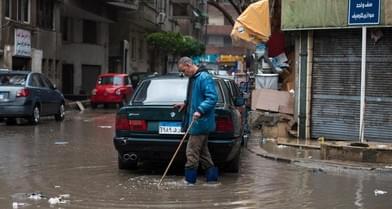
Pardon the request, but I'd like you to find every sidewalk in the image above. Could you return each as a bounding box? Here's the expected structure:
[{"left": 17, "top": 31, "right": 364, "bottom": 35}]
[{"left": 246, "top": 133, "right": 392, "bottom": 174}]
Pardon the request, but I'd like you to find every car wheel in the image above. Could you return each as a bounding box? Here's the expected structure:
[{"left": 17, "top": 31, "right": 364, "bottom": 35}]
[
  {"left": 29, "top": 106, "right": 40, "bottom": 125},
  {"left": 91, "top": 102, "right": 97, "bottom": 109},
  {"left": 118, "top": 154, "right": 138, "bottom": 170},
  {"left": 225, "top": 149, "right": 241, "bottom": 173},
  {"left": 55, "top": 103, "right": 65, "bottom": 121}
]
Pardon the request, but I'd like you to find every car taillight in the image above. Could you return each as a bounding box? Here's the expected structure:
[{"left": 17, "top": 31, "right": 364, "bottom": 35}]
[
  {"left": 91, "top": 89, "right": 97, "bottom": 95},
  {"left": 129, "top": 119, "right": 147, "bottom": 131},
  {"left": 16, "top": 88, "right": 29, "bottom": 97},
  {"left": 115, "top": 115, "right": 147, "bottom": 132},
  {"left": 115, "top": 89, "right": 121, "bottom": 95},
  {"left": 216, "top": 116, "right": 234, "bottom": 133},
  {"left": 116, "top": 115, "right": 129, "bottom": 131}
]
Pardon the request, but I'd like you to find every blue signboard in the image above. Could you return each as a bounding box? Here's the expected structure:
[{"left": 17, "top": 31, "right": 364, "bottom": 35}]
[
  {"left": 348, "top": 0, "right": 380, "bottom": 25},
  {"left": 192, "top": 54, "right": 218, "bottom": 65}
]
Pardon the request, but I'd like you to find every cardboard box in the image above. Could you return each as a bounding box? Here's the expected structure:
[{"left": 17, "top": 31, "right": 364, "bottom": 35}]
[{"left": 251, "top": 89, "right": 294, "bottom": 115}]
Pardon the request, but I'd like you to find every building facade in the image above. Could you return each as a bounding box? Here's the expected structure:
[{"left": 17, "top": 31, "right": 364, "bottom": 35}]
[
  {"left": 205, "top": 2, "right": 247, "bottom": 73},
  {"left": 0, "top": 0, "right": 206, "bottom": 96},
  {"left": 281, "top": 0, "right": 392, "bottom": 142},
  {"left": 1, "top": 0, "right": 62, "bottom": 85},
  {"left": 60, "top": 0, "right": 111, "bottom": 95}
]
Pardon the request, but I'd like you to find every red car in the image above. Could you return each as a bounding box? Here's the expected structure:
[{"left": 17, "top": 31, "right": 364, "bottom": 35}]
[{"left": 90, "top": 73, "right": 134, "bottom": 108}]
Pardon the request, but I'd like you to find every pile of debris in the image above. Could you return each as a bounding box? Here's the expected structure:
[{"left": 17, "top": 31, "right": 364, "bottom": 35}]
[{"left": 248, "top": 88, "right": 296, "bottom": 138}]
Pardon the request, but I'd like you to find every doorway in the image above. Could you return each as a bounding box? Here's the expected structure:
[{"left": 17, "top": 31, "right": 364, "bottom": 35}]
[
  {"left": 81, "top": 65, "right": 101, "bottom": 95},
  {"left": 12, "top": 57, "right": 31, "bottom": 71},
  {"left": 62, "top": 64, "right": 74, "bottom": 95}
]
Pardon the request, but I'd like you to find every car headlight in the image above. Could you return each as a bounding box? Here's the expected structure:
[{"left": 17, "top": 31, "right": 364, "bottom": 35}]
[{"left": 115, "top": 89, "right": 121, "bottom": 95}]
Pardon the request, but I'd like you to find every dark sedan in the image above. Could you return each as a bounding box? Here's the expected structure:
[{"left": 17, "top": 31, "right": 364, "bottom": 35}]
[
  {"left": 0, "top": 71, "right": 65, "bottom": 125},
  {"left": 113, "top": 74, "right": 244, "bottom": 172}
]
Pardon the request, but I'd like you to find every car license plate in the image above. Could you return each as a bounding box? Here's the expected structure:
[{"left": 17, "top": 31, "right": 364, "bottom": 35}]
[{"left": 159, "top": 122, "right": 184, "bottom": 134}]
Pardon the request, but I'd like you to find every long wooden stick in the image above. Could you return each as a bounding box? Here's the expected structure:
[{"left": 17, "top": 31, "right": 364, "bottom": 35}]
[{"left": 158, "top": 119, "right": 195, "bottom": 187}]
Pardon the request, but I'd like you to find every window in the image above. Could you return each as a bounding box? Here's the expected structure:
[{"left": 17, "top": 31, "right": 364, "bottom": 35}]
[
  {"left": 132, "top": 79, "right": 223, "bottom": 105},
  {"left": 173, "top": 3, "right": 188, "bottom": 16},
  {"left": 17, "top": 0, "right": 30, "bottom": 23},
  {"left": 37, "top": 0, "right": 54, "bottom": 29},
  {"left": 133, "top": 79, "right": 188, "bottom": 105},
  {"left": 61, "top": 17, "right": 69, "bottom": 41},
  {"left": 224, "top": 36, "right": 232, "bottom": 46},
  {"left": 0, "top": 74, "right": 26, "bottom": 86},
  {"left": 158, "top": 0, "right": 166, "bottom": 13},
  {"left": 5, "top": 0, "right": 11, "bottom": 18},
  {"left": 29, "top": 74, "right": 45, "bottom": 88},
  {"left": 98, "top": 76, "right": 123, "bottom": 85},
  {"left": 83, "top": 20, "right": 97, "bottom": 44},
  {"left": 138, "top": 39, "right": 144, "bottom": 60},
  {"left": 124, "top": 77, "right": 130, "bottom": 85},
  {"left": 41, "top": 75, "right": 55, "bottom": 89}
]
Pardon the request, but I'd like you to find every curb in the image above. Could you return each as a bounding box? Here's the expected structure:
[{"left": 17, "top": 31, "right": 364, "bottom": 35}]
[
  {"left": 247, "top": 142, "right": 293, "bottom": 163},
  {"left": 247, "top": 139, "right": 392, "bottom": 175},
  {"left": 65, "top": 100, "right": 91, "bottom": 110}
]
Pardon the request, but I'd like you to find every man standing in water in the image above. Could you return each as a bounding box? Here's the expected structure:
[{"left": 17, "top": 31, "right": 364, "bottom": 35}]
[{"left": 177, "top": 56, "right": 219, "bottom": 184}]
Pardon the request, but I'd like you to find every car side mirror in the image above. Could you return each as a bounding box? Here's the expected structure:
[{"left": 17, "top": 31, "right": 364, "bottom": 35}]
[{"left": 234, "top": 97, "right": 245, "bottom": 106}]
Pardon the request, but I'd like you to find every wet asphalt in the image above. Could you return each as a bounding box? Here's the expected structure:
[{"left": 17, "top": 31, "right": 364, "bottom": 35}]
[{"left": 0, "top": 109, "right": 391, "bottom": 209}]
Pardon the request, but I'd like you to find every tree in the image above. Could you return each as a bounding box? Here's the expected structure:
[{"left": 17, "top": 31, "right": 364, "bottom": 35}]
[
  {"left": 146, "top": 32, "right": 206, "bottom": 71},
  {"left": 146, "top": 32, "right": 205, "bottom": 57},
  {"left": 207, "top": 0, "right": 255, "bottom": 26}
]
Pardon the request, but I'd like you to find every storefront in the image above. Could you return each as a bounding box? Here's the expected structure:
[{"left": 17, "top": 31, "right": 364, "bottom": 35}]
[
  {"left": 311, "top": 28, "right": 392, "bottom": 142},
  {"left": 217, "top": 55, "right": 244, "bottom": 76},
  {"left": 282, "top": 0, "right": 392, "bottom": 141}
]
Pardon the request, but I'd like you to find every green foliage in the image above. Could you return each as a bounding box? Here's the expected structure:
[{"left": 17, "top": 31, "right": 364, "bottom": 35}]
[{"left": 146, "top": 32, "right": 205, "bottom": 57}]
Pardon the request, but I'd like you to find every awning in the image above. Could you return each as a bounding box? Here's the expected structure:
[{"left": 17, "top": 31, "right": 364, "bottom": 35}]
[{"left": 63, "top": 0, "right": 114, "bottom": 23}]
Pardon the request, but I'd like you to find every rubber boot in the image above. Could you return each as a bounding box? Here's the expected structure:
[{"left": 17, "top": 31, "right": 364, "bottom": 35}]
[
  {"left": 184, "top": 168, "right": 197, "bottom": 185},
  {"left": 206, "top": 166, "right": 219, "bottom": 183}
]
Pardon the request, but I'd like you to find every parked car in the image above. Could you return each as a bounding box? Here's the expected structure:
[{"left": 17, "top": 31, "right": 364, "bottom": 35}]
[
  {"left": 222, "top": 78, "right": 247, "bottom": 144},
  {"left": 90, "top": 73, "right": 134, "bottom": 108},
  {"left": 113, "top": 74, "right": 244, "bottom": 172},
  {"left": 0, "top": 71, "right": 65, "bottom": 125},
  {"left": 129, "top": 72, "right": 156, "bottom": 89}
]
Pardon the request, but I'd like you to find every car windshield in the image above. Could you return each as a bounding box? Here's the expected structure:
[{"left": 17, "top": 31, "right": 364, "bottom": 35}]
[
  {"left": 133, "top": 78, "right": 223, "bottom": 105},
  {"left": 0, "top": 74, "right": 27, "bottom": 86},
  {"left": 98, "top": 76, "right": 123, "bottom": 85}
]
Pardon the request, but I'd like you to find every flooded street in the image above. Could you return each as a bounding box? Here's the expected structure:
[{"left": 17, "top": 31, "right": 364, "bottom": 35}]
[{"left": 0, "top": 109, "right": 391, "bottom": 209}]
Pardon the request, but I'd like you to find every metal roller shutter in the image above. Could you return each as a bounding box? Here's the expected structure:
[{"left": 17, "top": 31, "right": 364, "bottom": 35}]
[{"left": 311, "top": 28, "right": 392, "bottom": 142}]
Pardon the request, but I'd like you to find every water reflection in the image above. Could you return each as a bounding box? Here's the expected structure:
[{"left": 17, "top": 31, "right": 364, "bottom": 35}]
[{"left": 0, "top": 110, "right": 391, "bottom": 209}]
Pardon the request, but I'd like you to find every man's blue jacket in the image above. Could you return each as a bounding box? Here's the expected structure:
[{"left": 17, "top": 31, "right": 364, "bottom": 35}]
[{"left": 184, "top": 68, "right": 218, "bottom": 135}]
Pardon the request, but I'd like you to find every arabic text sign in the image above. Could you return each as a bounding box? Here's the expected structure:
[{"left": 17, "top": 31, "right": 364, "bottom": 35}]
[
  {"left": 348, "top": 0, "right": 380, "bottom": 25},
  {"left": 14, "top": 29, "right": 31, "bottom": 57}
]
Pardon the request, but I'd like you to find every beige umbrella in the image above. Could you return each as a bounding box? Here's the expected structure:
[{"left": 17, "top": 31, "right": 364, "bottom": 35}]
[{"left": 231, "top": 0, "right": 271, "bottom": 45}]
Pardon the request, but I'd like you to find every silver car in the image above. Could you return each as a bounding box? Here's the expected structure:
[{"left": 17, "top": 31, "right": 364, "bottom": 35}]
[{"left": 0, "top": 71, "right": 65, "bottom": 125}]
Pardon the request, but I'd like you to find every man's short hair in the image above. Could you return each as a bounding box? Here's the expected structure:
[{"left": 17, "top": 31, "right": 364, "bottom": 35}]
[{"left": 178, "top": 57, "right": 193, "bottom": 65}]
